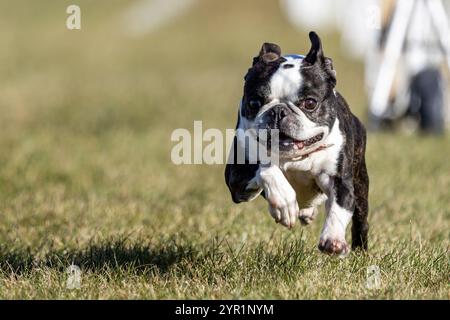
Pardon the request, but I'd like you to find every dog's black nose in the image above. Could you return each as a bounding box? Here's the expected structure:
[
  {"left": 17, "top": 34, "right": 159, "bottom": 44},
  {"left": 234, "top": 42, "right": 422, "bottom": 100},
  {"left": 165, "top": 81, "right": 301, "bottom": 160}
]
[{"left": 271, "top": 104, "right": 289, "bottom": 123}]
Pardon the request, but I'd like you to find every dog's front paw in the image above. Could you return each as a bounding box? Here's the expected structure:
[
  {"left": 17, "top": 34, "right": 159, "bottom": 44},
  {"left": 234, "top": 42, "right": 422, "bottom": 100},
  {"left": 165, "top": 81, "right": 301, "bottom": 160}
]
[
  {"left": 318, "top": 204, "right": 352, "bottom": 256},
  {"left": 318, "top": 237, "right": 349, "bottom": 256},
  {"left": 259, "top": 166, "right": 299, "bottom": 229},
  {"left": 267, "top": 195, "right": 299, "bottom": 229}
]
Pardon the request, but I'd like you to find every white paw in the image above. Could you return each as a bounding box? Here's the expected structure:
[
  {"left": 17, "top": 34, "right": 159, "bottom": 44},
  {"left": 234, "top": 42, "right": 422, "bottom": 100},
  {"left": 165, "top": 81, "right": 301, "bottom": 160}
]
[
  {"left": 298, "top": 207, "right": 318, "bottom": 225},
  {"left": 258, "top": 166, "right": 299, "bottom": 229},
  {"left": 318, "top": 236, "right": 349, "bottom": 256},
  {"left": 318, "top": 204, "right": 352, "bottom": 256}
]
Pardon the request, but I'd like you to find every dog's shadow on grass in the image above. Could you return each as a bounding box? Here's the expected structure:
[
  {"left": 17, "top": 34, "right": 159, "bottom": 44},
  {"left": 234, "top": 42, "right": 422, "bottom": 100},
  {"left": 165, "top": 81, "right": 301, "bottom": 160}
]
[{"left": 0, "top": 238, "right": 200, "bottom": 275}]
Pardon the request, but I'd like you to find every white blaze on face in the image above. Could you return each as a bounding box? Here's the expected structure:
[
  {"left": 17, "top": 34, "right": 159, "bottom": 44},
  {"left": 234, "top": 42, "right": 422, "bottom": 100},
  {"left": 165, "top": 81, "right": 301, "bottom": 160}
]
[
  {"left": 269, "top": 56, "right": 304, "bottom": 102},
  {"left": 266, "top": 55, "right": 324, "bottom": 137}
]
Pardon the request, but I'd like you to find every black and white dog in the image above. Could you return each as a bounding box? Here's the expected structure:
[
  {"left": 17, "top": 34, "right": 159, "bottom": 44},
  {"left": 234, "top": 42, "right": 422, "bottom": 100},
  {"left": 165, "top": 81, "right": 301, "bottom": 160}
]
[{"left": 225, "top": 32, "right": 369, "bottom": 256}]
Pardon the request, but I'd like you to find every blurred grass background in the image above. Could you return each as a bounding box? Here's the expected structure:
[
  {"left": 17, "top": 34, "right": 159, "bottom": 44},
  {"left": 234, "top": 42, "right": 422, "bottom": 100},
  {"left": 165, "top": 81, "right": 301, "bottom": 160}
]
[{"left": 0, "top": 0, "right": 448, "bottom": 299}]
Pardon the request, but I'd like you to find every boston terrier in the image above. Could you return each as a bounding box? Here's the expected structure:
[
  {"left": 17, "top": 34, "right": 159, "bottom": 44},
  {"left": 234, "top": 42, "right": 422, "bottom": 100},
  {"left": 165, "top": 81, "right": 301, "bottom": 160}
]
[{"left": 225, "top": 32, "right": 369, "bottom": 256}]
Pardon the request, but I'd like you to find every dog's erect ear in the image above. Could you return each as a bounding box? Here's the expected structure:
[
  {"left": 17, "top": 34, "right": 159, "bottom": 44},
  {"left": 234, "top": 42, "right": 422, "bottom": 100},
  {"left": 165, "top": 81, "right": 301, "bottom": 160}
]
[
  {"left": 303, "top": 31, "right": 336, "bottom": 86},
  {"left": 252, "top": 42, "right": 281, "bottom": 65},
  {"left": 304, "top": 31, "right": 323, "bottom": 65}
]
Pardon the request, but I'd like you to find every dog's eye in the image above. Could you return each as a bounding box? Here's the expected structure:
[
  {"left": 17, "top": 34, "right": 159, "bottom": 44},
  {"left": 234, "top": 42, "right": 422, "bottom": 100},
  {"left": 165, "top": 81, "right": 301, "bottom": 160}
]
[
  {"left": 300, "top": 98, "right": 318, "bottom": 111},
  {"left": 248, "top": 99, "right": 262, "bottom": 110}
]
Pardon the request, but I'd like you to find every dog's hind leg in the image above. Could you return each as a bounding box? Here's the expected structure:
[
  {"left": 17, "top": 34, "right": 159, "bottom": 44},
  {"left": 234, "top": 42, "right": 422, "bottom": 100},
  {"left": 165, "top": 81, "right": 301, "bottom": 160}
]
[
  {"left": 351, "top": 156, "right": 369, "bottom": 251},
  {"left": 298, "top": 192, "right": 327, "bottom": 225}
]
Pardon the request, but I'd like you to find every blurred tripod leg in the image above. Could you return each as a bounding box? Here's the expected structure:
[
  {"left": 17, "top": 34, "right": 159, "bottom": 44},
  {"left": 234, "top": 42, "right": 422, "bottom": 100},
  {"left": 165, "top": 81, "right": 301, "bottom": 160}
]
[{"left": 409, "top": 68, "right": 445, "bottom": 134}]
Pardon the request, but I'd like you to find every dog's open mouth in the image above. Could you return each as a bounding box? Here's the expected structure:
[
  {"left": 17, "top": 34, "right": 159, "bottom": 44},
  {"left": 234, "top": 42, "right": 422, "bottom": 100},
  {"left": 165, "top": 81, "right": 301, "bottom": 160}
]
[{"left": 279, "top": 132, "right": 324, "bottom": 150}]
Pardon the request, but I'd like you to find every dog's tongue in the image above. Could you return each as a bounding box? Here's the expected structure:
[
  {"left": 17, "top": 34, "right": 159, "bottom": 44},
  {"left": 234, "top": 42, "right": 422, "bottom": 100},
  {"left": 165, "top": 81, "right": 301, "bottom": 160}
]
[{"left": 294, "top": 141, "right": 304, "bottom": 149}]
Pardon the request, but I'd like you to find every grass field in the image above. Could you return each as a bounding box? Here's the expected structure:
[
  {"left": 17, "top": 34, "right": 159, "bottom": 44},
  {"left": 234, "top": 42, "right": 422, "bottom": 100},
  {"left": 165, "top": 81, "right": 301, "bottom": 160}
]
[{"left": 0, "top": 0, "right": 448, "bottom": 299}]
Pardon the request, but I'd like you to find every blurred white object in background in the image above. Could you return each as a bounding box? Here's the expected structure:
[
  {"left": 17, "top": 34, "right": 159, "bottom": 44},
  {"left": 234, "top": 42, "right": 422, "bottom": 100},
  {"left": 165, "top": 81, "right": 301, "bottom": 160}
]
[
  {"left": 339, "top": 0, "right": 381, "bottom": 60},
  {"left": 369, "top": 0, "right": 450, "bottom": 129},
  {"left": 122, "top": 0, "right": 197, "bottom": 36},
  {"left": 280, "top": 0, "right": 337, "bottom": 32},
  {"left": 281, "top": 0, "right": 450, "bottom": 131},
  {"left": 281, "top": 0, "right": 380, "bottom": 60}
]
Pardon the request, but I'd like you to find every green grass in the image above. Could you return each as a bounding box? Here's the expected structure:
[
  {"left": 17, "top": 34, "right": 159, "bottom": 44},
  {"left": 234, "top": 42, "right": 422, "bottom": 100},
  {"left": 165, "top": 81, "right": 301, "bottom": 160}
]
[{"left": 0, "top": 0, "right": 448, "bottom": 299}]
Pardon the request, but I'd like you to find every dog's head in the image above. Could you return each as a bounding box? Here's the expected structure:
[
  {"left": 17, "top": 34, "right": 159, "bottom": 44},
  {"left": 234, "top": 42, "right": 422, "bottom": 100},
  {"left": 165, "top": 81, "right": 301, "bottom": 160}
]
[{"left": 238, "top": 32, "right": 338, "bottom": 160}]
